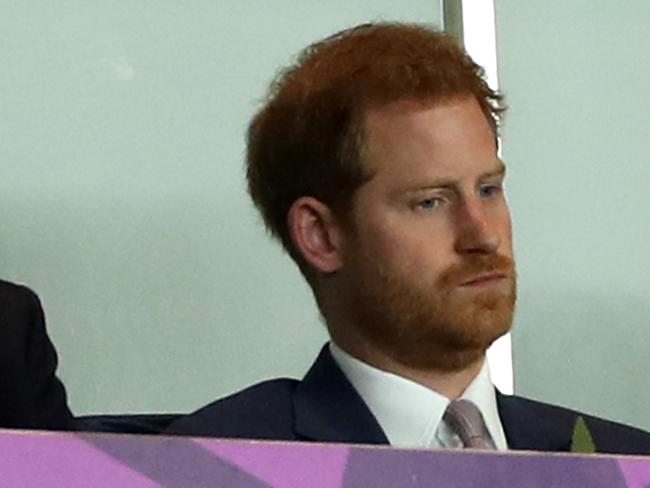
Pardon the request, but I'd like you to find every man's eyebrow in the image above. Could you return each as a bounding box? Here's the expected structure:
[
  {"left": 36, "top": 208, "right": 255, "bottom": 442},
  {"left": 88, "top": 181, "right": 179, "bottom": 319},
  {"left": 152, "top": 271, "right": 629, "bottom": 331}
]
[
  {"left": 480, "top": 159, "right": 507, "bottom": 179},
  {"left": 402, "top": 160, "right": 507, "bottom": 193}
]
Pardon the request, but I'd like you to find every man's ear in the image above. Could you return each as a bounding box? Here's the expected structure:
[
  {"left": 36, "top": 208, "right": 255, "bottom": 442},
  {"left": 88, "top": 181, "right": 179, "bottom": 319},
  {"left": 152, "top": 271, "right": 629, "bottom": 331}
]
[{"left": 287, "top": 197, "right": 345, "bottom": 274}]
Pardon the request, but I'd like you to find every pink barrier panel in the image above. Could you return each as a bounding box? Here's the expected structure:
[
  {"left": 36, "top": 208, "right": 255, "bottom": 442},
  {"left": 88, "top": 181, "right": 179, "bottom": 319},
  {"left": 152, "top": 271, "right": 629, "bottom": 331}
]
[{"left": 0, "top": 429, "right": 648, "bottom": 487}]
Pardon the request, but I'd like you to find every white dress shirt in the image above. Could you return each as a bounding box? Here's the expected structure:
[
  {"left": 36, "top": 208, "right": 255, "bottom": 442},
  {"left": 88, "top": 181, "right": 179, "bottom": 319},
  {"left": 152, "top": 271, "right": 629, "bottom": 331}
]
[{"left": 329, "top": 342, "right": 508, "bottom": 450}]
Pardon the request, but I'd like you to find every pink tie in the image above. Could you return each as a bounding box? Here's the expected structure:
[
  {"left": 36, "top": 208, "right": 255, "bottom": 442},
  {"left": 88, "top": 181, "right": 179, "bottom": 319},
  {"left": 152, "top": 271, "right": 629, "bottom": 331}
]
[{"left": 443, "top": 399, "right": 496, "bottom": 449}]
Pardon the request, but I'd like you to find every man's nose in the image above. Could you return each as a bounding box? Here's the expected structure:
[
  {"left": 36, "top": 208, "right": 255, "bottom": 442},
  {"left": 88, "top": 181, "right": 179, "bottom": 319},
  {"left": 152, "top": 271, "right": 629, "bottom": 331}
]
[{"left": 453, "top": 199, "right": 501, "bottom": 254}]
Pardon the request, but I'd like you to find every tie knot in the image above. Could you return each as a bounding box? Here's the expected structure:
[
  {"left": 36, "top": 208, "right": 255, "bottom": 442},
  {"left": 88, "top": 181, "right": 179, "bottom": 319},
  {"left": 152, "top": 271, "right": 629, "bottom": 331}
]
[{"left": 443, "top": 399, "right": 495, "bottom": 450}]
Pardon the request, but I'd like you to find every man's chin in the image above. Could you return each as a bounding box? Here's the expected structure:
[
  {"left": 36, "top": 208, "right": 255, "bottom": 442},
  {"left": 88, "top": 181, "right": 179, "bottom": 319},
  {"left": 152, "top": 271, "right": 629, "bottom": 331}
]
[
  {"left": 382, "top": 313, "right": 513, "bottom": 373},
  {"left": 348, "top": 271, "right": 516, "bottom": 373}
]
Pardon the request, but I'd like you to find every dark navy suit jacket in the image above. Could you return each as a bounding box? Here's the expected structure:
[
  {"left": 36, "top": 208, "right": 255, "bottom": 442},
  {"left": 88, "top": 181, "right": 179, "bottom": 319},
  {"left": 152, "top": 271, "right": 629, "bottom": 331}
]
[
  {"left": 166, "top": 345, "right": 650, "bottom": 455},
  {"left": 0, "top": 280, "right": 73, "bottom": 430}
]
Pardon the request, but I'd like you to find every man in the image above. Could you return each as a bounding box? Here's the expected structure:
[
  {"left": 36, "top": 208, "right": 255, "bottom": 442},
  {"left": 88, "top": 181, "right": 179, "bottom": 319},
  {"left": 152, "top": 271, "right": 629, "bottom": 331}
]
[
  {"left": 166, "top": 22, "right": 650, "bottom": 454},
  {"left": 0, "top": 279, "right": 73, "bottom": 430}
]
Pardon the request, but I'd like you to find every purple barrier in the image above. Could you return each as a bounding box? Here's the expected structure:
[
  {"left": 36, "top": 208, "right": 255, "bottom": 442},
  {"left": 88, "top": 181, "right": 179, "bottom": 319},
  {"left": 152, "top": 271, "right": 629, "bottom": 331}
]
[{"left": 0, "top": 429, "right": 648, "bottom": 487}]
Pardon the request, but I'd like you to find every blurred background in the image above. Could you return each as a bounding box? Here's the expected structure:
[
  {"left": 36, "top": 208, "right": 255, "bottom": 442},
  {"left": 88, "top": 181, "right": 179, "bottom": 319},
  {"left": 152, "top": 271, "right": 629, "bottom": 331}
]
[{"left": 1, "top": 1, "right": 648, "bottom": 431}]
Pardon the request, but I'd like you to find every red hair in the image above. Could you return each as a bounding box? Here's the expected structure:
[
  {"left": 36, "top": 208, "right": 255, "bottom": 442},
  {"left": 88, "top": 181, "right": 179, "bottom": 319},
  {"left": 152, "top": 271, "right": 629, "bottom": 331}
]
[{"left": 246, "top": 22, "right": 505, "bottom": 272}]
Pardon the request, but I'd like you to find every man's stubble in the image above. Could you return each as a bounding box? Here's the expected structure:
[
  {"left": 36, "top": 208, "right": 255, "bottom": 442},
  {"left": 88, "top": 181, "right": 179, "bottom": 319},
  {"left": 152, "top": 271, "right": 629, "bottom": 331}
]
[{"left": 346, "top": 253, "right": 517, "bottom": 372}]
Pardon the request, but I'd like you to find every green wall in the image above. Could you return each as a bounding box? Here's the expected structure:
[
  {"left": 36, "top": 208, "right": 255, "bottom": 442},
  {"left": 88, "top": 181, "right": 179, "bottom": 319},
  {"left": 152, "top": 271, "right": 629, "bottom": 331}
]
[
  {"left": 497, "top": 0, "right": 650, "bottom": 430},
  {"left": 5, "top": 1, "right": 647, "bottom": 433},
  {"left": 0, "top": 2, "right": 442, "bottom": 414}
]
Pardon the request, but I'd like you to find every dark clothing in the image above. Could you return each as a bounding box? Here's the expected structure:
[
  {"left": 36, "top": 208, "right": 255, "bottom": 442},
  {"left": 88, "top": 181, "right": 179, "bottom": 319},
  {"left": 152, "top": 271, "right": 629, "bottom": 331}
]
[
  {"left": 0, "top": 280, "right": 73, "bottom": 430},
  {"left": 166, "top": 345, "right": 650, "bottom": 455}
]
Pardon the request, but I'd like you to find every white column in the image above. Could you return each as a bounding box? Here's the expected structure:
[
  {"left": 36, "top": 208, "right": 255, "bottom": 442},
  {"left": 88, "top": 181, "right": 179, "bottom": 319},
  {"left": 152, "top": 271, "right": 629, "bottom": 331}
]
[{"left": 443, "top": 0, "right": 514, "bottom": 394}]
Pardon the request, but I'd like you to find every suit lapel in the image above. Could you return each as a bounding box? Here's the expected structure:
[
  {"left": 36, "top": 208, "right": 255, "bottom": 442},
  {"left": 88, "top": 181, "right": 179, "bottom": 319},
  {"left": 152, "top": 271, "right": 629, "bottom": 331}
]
[
  {"left": 497, "top": 390, "right": 574, "bottom": 452},
  {"left": 293, "top": 345, "right": 389, "bottom": 444},
  {"left": 292, "top": 347, "right": 579, "bottom": 451}
]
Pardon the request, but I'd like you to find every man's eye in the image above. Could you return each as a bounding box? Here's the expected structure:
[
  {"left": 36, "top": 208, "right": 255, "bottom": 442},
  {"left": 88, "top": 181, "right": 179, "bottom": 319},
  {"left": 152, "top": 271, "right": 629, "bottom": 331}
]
[
  {"left": 418, "top": 198, "right": 443, "bottom": 211},
  {"left": 479, "top": 184, "right": 502, "bottom": 198}
]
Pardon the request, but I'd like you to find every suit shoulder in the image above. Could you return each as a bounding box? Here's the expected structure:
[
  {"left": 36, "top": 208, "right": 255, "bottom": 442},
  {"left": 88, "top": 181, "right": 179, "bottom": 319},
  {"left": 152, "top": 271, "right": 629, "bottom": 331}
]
[
  {"left": 166, "top": 378, "right": 300, "bottom": 440},
  {"left": 510, "top": 394, "right": 649, "bottom": 433},
  {"left": 0, "top": 280, "right": 39, "bottom": 305},
  {"left": 504, "top": 395, "right": 579, "bottom": 420},
  {"left": 0, "top": 280, "right": 72, "bottom": 430},
  {"left": 507, "top": 394, "right": 650, "bottom": 454},
  {"left": 0, "top": 281, "right": 43, "bottom": 346},
  {"left": 0, "top": 280, "right": 47, "bottom": 344}
]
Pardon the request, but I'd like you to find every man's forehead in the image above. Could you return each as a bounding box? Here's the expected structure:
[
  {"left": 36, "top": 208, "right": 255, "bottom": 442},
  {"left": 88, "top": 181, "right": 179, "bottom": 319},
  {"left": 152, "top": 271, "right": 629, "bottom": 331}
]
[
  {"left": 359, "top": 97, "right": 500, "bottom": 183},
  {"left": 362, "top": 94, "right": 482, "bottom": 122},
  {"left": 360, "top": 96, "right": 491, "bottom": 149}
]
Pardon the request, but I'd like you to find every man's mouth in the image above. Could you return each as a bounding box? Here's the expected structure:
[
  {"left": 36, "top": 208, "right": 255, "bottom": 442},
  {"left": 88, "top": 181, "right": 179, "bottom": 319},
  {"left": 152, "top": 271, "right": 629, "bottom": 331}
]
[{"left": 459, "top": 272, "right": 508, "bottom": 287}]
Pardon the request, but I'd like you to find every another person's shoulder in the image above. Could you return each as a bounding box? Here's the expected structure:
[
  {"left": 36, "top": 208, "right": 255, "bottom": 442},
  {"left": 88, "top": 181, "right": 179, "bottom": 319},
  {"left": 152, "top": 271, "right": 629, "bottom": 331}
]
[
  {"left": 0, "top": 279, "right": 73, "bottom": 430},
  {"left": 0, "top": 280, "right": 44, "bottom": 349},
  {"left": 165, "top": 378, "right": 301, "bottom": 440},
  {"left": 0, "top": 279, "right": 38, "bottom": 305},
  {"left": 0, "top": 280, "right": 45, "bottom": 332}
]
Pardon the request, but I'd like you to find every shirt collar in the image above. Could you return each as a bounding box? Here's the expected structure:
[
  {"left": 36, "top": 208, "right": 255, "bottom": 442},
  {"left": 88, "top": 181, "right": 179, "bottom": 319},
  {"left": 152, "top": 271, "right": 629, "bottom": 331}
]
[{"left": 329, "top": 342, "right": 508, "bottom": 449}]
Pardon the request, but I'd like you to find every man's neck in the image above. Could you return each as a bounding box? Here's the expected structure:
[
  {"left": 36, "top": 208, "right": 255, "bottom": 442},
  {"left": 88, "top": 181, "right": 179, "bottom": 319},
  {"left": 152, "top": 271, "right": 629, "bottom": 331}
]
[{"left": 333, "top": 339, "right": 485, "bottom": 400}]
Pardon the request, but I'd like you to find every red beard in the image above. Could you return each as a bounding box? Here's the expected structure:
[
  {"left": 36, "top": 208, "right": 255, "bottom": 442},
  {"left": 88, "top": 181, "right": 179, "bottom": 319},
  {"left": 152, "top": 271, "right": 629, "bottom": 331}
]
[{"left": 348, "top": 253, "right": 516, "bottom": 371}]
